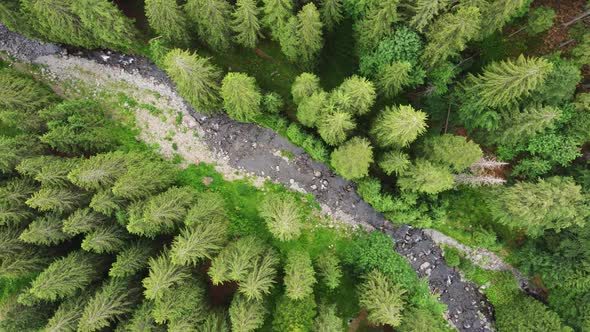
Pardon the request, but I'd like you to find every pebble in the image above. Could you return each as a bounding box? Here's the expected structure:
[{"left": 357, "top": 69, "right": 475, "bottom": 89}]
[{"left": 420, "top": 262, "right": 430, "bottom": 270}]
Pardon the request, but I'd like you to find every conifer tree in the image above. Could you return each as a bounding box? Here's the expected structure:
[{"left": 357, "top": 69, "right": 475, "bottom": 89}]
[
  {"left": 0, "top": 225, "right": 27, "bottom": 259},
  {"left": 464, "top": 55, "right": 553, "bottom": 108},
  {"left": 261, "top": 0, "right": 293, "bottom": 38},
  {"left": 89, "top": 190, "right": 124, "bottom": 217},
  {"left": 272, "top": 294, "right": 317, "bottom": 331},
  {"left": 422, "top": 6, "right": 481, "bottom": 67},
  {"left": 259, "top": 194, "right": 303, "bottom": 241},
  {"left": 358, "top": 269, "right": 406, "bottom": 327},
  {"left": 318, "top": 111, "right": 356, "bottom": 146},
  {"left": 262, "top": 92, "right": 284, "bottom": 113},
  {"left": 314, "top": 304, "right": 344, "bottom": 331},
  {"left": 111, "top": 161, "right": 177, "bottom": 200},
  {"left": 489, "top": 177, "right": 589, "bottom": 237},
  {"left": 0, "top": 247, "right": 50, "bottom": 279},
  {"left": 410, "top": 0, "right": 452, "bottom": 32},
  {"left": 78, "top": 278, "right": 138, "bottom": 332},
  {"left": 0, "top": 135, "right": 42, "bottom": 174},
  {"left": 292, "top": 73, "right": 321, "bottom": 105},
  {"left": 297, "top": 91, "right": 327, "bottom": 127},
  {"left": 34, "top": 158, "right": 79, "bottom": 187},
  {"left": 209, "top": 236, "right": 267, "bottom": 285},
  {"left": 28, "top": 251, "right": 103, "bottom": 302},
  {"left": 480, "top": 0, "right": 530, "bottom": 38},
  {"left": 163, "top": 49, "right": 222, "bottom": 112},
  {"left": 82, "top": 224, "right": 128, "bottom": 254},
  {"left": 45, "top": 291, "right": 91, "bottom": 332},
  {"left": 16, "top": 155, "right": 59, "bottom": 179},
  {"left": 239, "top": 249, "right": 279, "bottom": 301},
  {"left": 109, "top": 241, "right": 155, "bottom": 278},
  {"left": 315, "top": 251, "right": 342, "bottom": 290},
  {"left": 320, "top": 0, "right": 344, "bottom": 31},
  {"left": 336, "top": 75, "right": 376, "bottom": 115},
  {"left": 379, "top": 150, "right": 411, "bottom": 176},
  {"left": 200, "top": 311, "right": 230, "bottom": 332},
  {"left": 422, "top": 134, "right": 483, "bottom": 172},
  {"left": 230, "top": 295, "right": 266, "bottom": 332},
  {"left": 145, "top": 0, "right": 190, "bottom": 45},
  {"left": 26, "top": 187, "right": 88, "bottom": 214},
  {"left": 19, "top": 213, "right": 71, "bottom": 246},
  {"left": 397, "top": 159, "right": 454, "bottom": 194},
  {"left": 232, "top": 0, "right": 262, "bottom": 48},
  {"left": 0, "top": 178, "right": 36, "bottom": 226},
  {"left": 0, "top": 300, "right": 54, "bottom": 332},
  {"left": 297, "top": 3, "right": 323, "bottom": 66},
  {"left": 0, "top": 1, "right": 35, "bottom": 37},
  {"left": 330, "top": 137, "right": 373, "bottom": 180},
  {"left": 278, "top": 16, "right": 300, "bottom": 61},
  {"left": 68, "top": 151, "right": 140, "bottom": 190},
  {"left": 498, "top": 105, "right": 561, "bottom": 145},
  {"left": 152, "top": 277, "right": 207, "bottom": 326},
  {"left": 221, "top": 72, "right": 263, "bottom": 122},
  {"left": 62, "top": 208, "right": 107, "bottom": 236},
  {"left": 377, "top": 61, "right": 412, "bottom": 98},
  {"left": 371, "top": 105, "right": 428, "bottom": 147},
  {"left": 284, "top": 250, "right": 316, "bottom": 300},
  {"left": 119, "top": 302, "right": 158, "bottom": 332},
  {"left": 355, "top": 0, "right": 399, "bottom": 52},
  {"left": 185, "top": 0, "right": 232, "bottom": 51},
  {"left": 143, "top": 252, "right": 191, "bottom": 301},
  {"left": 184, "top": 192, "right": 227, "bottom": 226},
  {"left": 170, "top": 220, "right": 229, "bottom": 266}
]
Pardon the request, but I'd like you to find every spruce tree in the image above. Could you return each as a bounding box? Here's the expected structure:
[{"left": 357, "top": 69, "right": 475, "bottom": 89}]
[
  {"left": 284, "top": 250, "right": 316, "bottom": 300},
  {"left": 315, "top": 251, "right": 342, "bottom": 290},
  {"left": 297, "top": 91, "right": 327, "bottom": 127},
  {"left": 259, "top": 194, "right": 303, "bottom": 241},
  {"left": 314, "top": 304, "right": 344, "bottom": 331},
  {"left": 355, "top": 0, "right": 399, "bottom": 52},
  {"left": 397, "top": 159, "right": 454, "bottom": 194},
  {"left": 292, "top": 73, "right": 321, "bottom": 105},
  {"left": 81, "top": 224, "right": 128, "bottom": 254},
  {"left": 318, "top": 111, "right": 356, "bottom": 146},
  {"left": 152, "top": 277, "right": 207, "bottom": 326},
  {"left": 200, "top": 311, "right": 230, "bottom": 332},
  {"left": 119, "top": 302, "right": 158, "bottom": 332},
  {"left": 278, "top": 16, "right": 300, "bottom": 61},
  {"left": 320, "top": 0, "right": 344, "bottom": 31},
  {"left": 145, "top": 0, "right": 190, "bottom": 45},
  {"left": 163, "top": 49, "right": 222, "bottom": 113},
  {"left": 170, "top": 220, "right": 228, "bottom": 266},
  {"left": 221, "top": 72, "right": 263, "bottom": 122},
  {"left": 184, "top": 192, "right": 227, "bottom": 226},
  {"left": 230, "top": 295, "right": 266, "bottom": 332},
  {"left": 68, "top": 151, "right": 140, "bottom": 190},
  {"left": 371, "top": 105, "right": 428, "bottom": 147},
  {"left": 62, "top": 208, "right": 108, "bottom": 236},
  {"left": 109, "top": 241, "right": 155, "bottom": 278},
  {"left": 19, "top": 213, "right": 71, "bottom": 246},
  {"left": 358, "top": 269, "right": 406, "bottom": 327},
  {"left": 336, "top": 75, "right": 376, "bottom": 115},
  {"left": 422, "top": 134, "right": 483, "bottom": 172},
  {"left": 330, "top": 137, "right": 374, "bottom": 180},
  {"left": 89, "top": 190, "right": 124, "bottom": 216},
  {"left": 239, "top": 249, "right": 279, "bottom": 301},
  {"left": 209, "top": 236, "right": 267, "bottom": 285},
  {"left": 16, "top": 155, "right": 59, "bottom": 179},
  {"left": 0, "top": 247, "right": 50, "bottom": 279},
  {"left": 296, "top": 3, "right": 323, "bottom": 66},
  {"left": 143, "top": 252, "right": 191, "bottom": 301},
  {"left": 111, "top": 161, "right": 177, "bottom": 200},
  {"left": 0, "top": 135, "right": 42, "bottom": 175},
  {"left": 185, "top": 0, "right": 232, "bottom": 51},
  {"left": 45, "top": 291, "right": 91, "bottom": 332},
  {"left": 480, "top": 0, "right": 530, "bottom": 38},
  {"left": 261, "top": 0, "right": 293, "bottom": 39},
  {"left": 34, "top": 158, "right": 79, "bottom": 187},
  {"left": 464, "top": 55, "right": 553, "bottom": 108},
  {"left": 78, "top": 278, "right": 138, "bottom": 332},
  {"left": 232, "top": 0, "right": 262, "bottom": 48},
  {"left": 28, "top": 251, "right": 103, "bottom": 302},
  {"left": 377, "top": 61, "right": 412, "bottom": 98},
  {"left": 409, "top": 0, "right": 452, "bottom": 33},
  {"left": 0, "top": 178, "right": 36, "bottom": 226},
  {"left": 422, "top": 6, "right": 481, "bottom": 67},
  {"left": 26, "top": 187, "right": 88, "bottom": 214},
  {"left": 498, "top": 105, "right": 561, "bottom": 145},
  {"left": 379, "top": 150, "right": 411, "bottom": 176}
]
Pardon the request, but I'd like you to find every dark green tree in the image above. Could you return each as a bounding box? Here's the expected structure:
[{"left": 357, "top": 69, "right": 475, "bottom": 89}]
[
  {"left": 315, "top": 251, "right": 342, "bottom": 290},
  {"left": 320, "top": 0, "right": 344, "bottom": 31},
  {"left": 185, "top": 0, "right": 232, "bottom": 51},
  {"left": 355, "top": 0, "right": 399, "bottom": 52},
  {"left": 422, "top": 134, "right": 483, "bottom": 171},
  {"left": 232, "top": 0, "right": 262, "bottom": 48},
  {"left": 409, "top": 0, "right": 452, "bottom": 33},
  {"left": 261, "top": 0, "right": 293, "bottom": 38},
  {"left": 272, "top": 294, "right": 317, "bottom": 332},
  {"left": 314, "top": 304, "right": 344, "bottom": 331}
]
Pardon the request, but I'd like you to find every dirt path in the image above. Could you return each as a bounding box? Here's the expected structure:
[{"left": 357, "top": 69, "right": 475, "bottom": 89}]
[{"left": 0, "top": 24, "right": 498, "bottom": 331}]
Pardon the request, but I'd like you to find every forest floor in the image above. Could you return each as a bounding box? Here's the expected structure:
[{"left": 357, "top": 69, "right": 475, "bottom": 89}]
[{"left": 0, "top": 23, "right": 549, "bottom": 331}]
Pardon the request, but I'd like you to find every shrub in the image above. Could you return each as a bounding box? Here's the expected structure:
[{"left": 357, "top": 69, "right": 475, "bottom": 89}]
[{"left": 262, "top": 92, "right": 284, "bottom": 113}]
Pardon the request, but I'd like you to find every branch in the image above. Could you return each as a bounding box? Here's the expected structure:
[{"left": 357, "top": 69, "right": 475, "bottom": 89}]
[{"left": 562, "top": 10, "right": 590, "bottom": 27}]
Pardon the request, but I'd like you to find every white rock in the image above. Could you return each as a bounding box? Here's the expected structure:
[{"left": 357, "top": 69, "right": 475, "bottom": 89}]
[{"left": 420, "top": 262, "right": 430, "bottom": 270}]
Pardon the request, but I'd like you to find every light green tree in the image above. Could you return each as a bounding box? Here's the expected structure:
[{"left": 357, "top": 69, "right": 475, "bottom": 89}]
[
  {"left": 261, "top": 0, "right": 293, "bottom": 39},
  {"left": 221, "top": 72, "right": 263, "bottom": 122},
  {"left": 33, "top": 158, "right": 78, "bottom": 187},
  {"left": 62, "top": 208, "right": 107, "bottom": 236},
  {"left": 143, "top": 252, "right": 191, "bottom": 301},
  {"left": 355, "top": 0, "right": 400, "bottom": 52},
  {"left": 297, "top": 91, "right": 327, "bottom": 127},
  {"left": 278, "top": 16, "right": 300, "bottom": 61},
  {"left": 422, "top": 6, "right": 481, "bottom": 67},
  {"left": 111, "top": 161, "right": 177, "bottom": 200},
  {"left": 315, "top": 251, "right": 342, "bottom": 290},
  {"left": 81, "top": 224, "right": 128, "bottom": 254},
  {"left": 26, "top": 187, "right": 87, "bottom": 214},
  {"left": 152, "top": 277, "right": 207, "bottom": 326},
  {"left": 410, "top": 0, "right": 452, "bottom": 32},
  {"left": 336, "top": 75, "right": 376, "bottom": 115},
  {"left": 78, "top": 279, "right": 137, "bottom": 332},
  {"left": 318, "top": 111, "right": 356, "bottom": 146},
  {"left": 259, "top": 194, "right": 303, "bottom": 241},
  {"left": 284, "top": 250, "right": 316, "bottom": 300},
  {"left": 184, "top": 192, "right": 227, "bottom": 226},
  {"left": 422, "top": 134, "right": 483, "bottom": 171},
  {"left": 185, "top": 0, "right": 232, "bottom": 51},
  {"left": 109, "top": 241, "right": 155, "bottom": 278},
  {"left": 68, "top": 151, "right": 139, "bottom": 190},
  {"left": 479, "top": 0, "right": 530, "bottom": 38},
  {"left": 230, "top": 295, "right": 266, "bottom": 332},
  {"left": 297, "top": 3, "right": 323, "bottom": 66},
  {"left": 45, "top": 292, "right": 90, "bottom": 332},
  {"left": 208, "top": 236, "right": 267, "bottom": 285},
  {"left": 314, "top": 304, "right": 344, "bottom": 331},
  {"left": 232, "top": 0, "right": 261, "bottom": 48},
  {"left": 358, "top": 269, "right": 406, "bottom": 327},
  {"left": 163, "top": 49, "right": 222, "bottom": 112},
  {"left": 239, "top": 249, "right": 279, "bottom": 301},
  {"left": 19, "top": 213, "right": 71, "bottom": 246},
  {"left": 262, "top": 92, "right": 284, "bottom": 113},
  {"left": 371, "top": 105, "right": 428, "bottom": 147},
  {"left": 292, "top": 73, "right": 321, "bottom": 105},
  {"left": 89, "top": 191, "right": 124, "bottom": 217},
  {"left": 379, "top": 150, "right": 411, "bottom": 176},
  {"left": 320, "top": 0, "right": 344, "bottom": 31},
  {"left": 330, "top": 137, "right": 373, "bottom": 180},
  {"left": 170, "top": 220, "right": 228, "bottom": 266},
  {"left": 397, "top": 159, "right": 454, "bottom": 194},
  {"left": 464, "top": 55, "right": 553, "bottom": 108},
  {"left": 145, "top": 0, "right": 190, "bottom": 45},
  {"left": 377, "top": 61, "right": 412, "bottom": 98}
]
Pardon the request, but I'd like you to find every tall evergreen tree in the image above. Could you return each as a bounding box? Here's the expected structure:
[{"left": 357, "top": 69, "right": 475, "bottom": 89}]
[
  {"left": 320, "top": 0, "right": 344, "bottom": 31},
  {"left": 278, "top": 16, "right": 300, "bottom": 61},
  {"left": 68, "top": 151, "right": 141, "bottom": 190},
  {"left": 464, "top": 55, "right": 553, "bottom": 108},
  {"left": 26, "top": 187, "right": 88, "bottom": 214},
  {"left": 292, "top": 73, "right": 321, "bottom": 105},
  {"left": 221, "top": 72, "right": 263, "bottom": 122},
  {"left": 336, "top": 75, "right": 376, "bottom": 115},
  {"left": 259, "top": 194, "right": 303, "bottom": 241},
  {"left": 78, "top": 279, "right": 138, "bottom": 332},
  {"left": 239, "top": 249, "right": 279, "bottom": 301},
  {"left": 111, "top": 161, "right": 177, "bottom": 200},
  {"left": 143, "top": 252, "right": 191, "bottom": 301},
  {"left": 19, "top": 213, "right": 71, "bottom": 246},
  {"left": 422, "top": 6, "right": 481, "bottom": 67},
  {"left": 0, "top": 178, "right": 36, "bottom": 226},
  {"left": 109, "top": 241, "right": 155, "bottom": 278},
  {"left": 371, "top": 105, "right": 428, "bottom": 147},
  {"left": 232, "top": 0, "right": 262, "bottom": 48},
  {"left": 318, "top": 111, "right": 356, "bottom": 146},
  {"left": 230, "top": 295, "right": 266, "bottom": 332},
  {"left": 81, "top": 224, "right": 128, "bottom": 254},
  {"left": 62, "top": 208, "right": 107, "bottom": 236},
  {"left": 34, "top": 158, "right": 79, "bottom": 187},
  {"left": 145, "top": 0, "right": 190, "bottom": 45},
  {"left": 170, "top": 220, "right": 229, "bottom": 266},
  {"left": 261, "top": 0, "right": 293, "bottom": 39},
  {"left": 284, "top": 250, "right": 316, "bottom": 300},
  {"left": 355, "top": 0, "right": 399, "bottom": 52},
  {"left": 184, "top": 192, "right": 227, "bottom": 227},
  {"left": 358, "top": 269, "right": 406, "bottom": 327},
  {"left": 297, "top": 91, "right": 328, "bottom": 127},
  {"left": 209, "top": 236, "right": 267, "bottom": 285},
  {"left": 163, "top": 49, "right": 222, "bottom": 112},
  {"left": 379, "top": 150, "right": 411, "bottom": 176},
  {"left": 422, "top": 134, "right": 483, "bottom": 172},
  {"left": 397, "top": 159, "right": 454, "bottom": 194},
  {"left": 45, "top": 291, "right": 91, "bottom": 332},
  {"left": 16, "top": 156, "right": 59, "bottom": 179},
  {"left": 498, "top": 105, "right": 561, "bottom": 145},
  {"left": 185, "top": 0, "right": 232, "bottom": 51},
  {"left": 315, "top": 251, "right": 342, "bottom": 290},
  {"left": 314, "top": 304, "right": 344, "bottom": 331},
  {"left": 152, "top": 277, "right": 207, "bottom": 326},
  {"left": 409, "top": 0, "right": 452, "bottom": 32},
  {"left": 296, "top": 3, "right": 323, "bottom": 66},
  {"left": 377, "top": 61, "right": 412, "bottom": 98},
  {"left": 330, "top": 137, "right": 374, "bottom": 180},
  {"left": 480, "top": 0, "right": 530, "bottom": 38},
  {"left": 89, "top": 190, "right": 124, "bottom": 217}
]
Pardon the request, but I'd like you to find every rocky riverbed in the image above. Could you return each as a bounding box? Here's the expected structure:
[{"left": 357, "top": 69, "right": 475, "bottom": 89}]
[{"left": 0, "top": 23, "right": 498, "bottom": 331}]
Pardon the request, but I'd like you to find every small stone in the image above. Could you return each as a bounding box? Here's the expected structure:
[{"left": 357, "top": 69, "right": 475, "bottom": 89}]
[
  {"left": 314, "top": 171, "right": 321, "bottom": 177},
  {"left": 289, "top": 179, "right": 294, "bottom": 184},
  {"left": 420, "top": 262, "right": 430, "bottom": 270},
  {"left": 276, "top": 166, "right": 280, "bottom": 171},
  {"left": 311, "top": 184, "right": 317, "bottom": 190}
]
